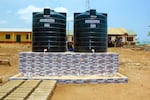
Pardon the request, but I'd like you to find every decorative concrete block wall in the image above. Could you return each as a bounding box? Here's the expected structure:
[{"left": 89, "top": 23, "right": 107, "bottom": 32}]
[
  {"left": 19, "top": 52, "right": 119, "bottom": 76},
  {"left": 57, "top": 78, "right": 128, "bottom": 84}
]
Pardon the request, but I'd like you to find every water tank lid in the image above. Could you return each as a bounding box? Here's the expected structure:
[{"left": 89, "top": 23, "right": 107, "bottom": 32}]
[
  {"left": 90, "top": 9, "right": 96, "bottom": 15},
  {"left": 44, "top": 8, "right": 50, "bottom": 15}
]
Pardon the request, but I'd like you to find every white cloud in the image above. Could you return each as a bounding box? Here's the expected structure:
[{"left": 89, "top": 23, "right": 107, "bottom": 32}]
[
  {"left": 54, "top": 7, "right": 73, "bottom": 21},
  {"left": 0, "top": 20, "right": 8, "bottom": 24},
  {"left": 17, "top": 5, "right": 45, "bottom": 22},
  {"left": 54, "top": 7, "right": 68, "bottom": 13},
  {"left": 17, "top": 5, "right": 72, "bottom": 22}
]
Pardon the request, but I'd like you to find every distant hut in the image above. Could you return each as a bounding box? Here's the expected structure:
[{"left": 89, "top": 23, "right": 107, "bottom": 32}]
[{"left": 108, "top": 28, "right": 137, "bottom": 47}]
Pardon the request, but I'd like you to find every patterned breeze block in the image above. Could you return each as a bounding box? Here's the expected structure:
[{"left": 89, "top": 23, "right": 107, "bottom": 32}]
[
  {"left": 57, "top": 78, "right": 128, "bottom": 84},
  {"left": 19, "top": 52, "right": 119, "bottom": 76}
]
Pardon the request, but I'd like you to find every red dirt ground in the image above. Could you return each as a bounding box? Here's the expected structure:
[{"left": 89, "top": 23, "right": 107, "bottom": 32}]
[{"left": 0, "top": 44, "right": 150, "bottom": 100}]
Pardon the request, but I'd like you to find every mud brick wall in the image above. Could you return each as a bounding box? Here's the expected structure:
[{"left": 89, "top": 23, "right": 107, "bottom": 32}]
[{"left": 19, "top": 52, "right": 119, "bottom": 76}]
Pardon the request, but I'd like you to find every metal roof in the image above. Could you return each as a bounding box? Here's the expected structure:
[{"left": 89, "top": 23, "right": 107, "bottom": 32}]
[
  {"left": 0, "top": 28, "right": 32, "bottom": 32},
  {"left": 108, "top": 28, "right": 137, "bottom": 36},
  {"left": 108, "top": 28, "right": 128, "bottom": 35}
]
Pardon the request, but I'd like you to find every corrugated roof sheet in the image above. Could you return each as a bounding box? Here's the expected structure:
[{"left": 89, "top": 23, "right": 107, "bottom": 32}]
[
  {"left": 108, "top": 28, "right": 127, "bottom": 35},
  {"left": 0, "top": 28, "right": 32, "bottom": 32},
  {"left": 108, "top": 28, "right": 137, "bottom": 36}
]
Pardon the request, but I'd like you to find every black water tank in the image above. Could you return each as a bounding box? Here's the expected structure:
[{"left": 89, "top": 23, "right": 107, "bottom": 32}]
[
  {"left": 74, "top": 9, "right": 107, "bottom": 52},
  {"left": 32, "top": 8, "right": 66, "bottom": 52}
]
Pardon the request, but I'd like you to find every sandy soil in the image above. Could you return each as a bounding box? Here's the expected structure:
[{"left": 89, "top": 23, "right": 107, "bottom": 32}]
[
  {"left": 0, "top": 44, "right": 150, "bottom": 100},
  {"left": 51, "top": 48, "right": 150, "bottom": 100},
  {"left": 0, "top": 43, "right": 31, "bottom": 83}
]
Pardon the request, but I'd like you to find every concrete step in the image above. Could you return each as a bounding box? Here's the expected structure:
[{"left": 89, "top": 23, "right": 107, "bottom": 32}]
[
  {"left": 4, "top": 80, "right": 41, "bottom": 100},
  {"left": 19, "top": 80, "right": 41, "bottom": 88},
  {"left": 0, "top": 80, "right": 24, "bottom": 99},
  {"left": 1, "top": 80, "right": 57, "bottom": 100},
  {"left": 4, "top": 97, "right": 25, "bottom": 100},
  {"left": 27, "top": 80, "right": 57, "bottom": 100}
]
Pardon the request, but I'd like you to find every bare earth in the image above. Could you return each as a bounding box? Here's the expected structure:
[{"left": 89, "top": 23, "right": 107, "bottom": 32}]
[{"left": 0, "top": 44, "right": 150, "bottom": 100}]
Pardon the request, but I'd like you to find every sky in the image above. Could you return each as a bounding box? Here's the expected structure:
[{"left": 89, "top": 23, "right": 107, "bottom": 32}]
[{"left": 0, "top": 0, "right": 150, "bottom": 43}]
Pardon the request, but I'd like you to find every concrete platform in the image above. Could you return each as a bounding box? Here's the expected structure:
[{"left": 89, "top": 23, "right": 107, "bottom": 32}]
[{"left": 9, "top": 73, "right": 128, "bottom": 84}]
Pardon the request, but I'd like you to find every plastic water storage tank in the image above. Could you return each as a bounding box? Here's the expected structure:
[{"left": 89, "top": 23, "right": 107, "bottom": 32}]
[
  {"left": 32, "top": 8, "right": 66, "bottom": 52},
  {"left": 74, "top": 9, "right": 107, "bottom": 52}
]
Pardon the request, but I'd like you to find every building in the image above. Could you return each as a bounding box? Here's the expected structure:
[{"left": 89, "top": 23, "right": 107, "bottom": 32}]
[
  {"left": 0, "top": 29, "right": 32, "bottom": 43},
  {"left": 66, "top": 28, "right": 137, "bottom": 47},
  {"left": 108, "top": 28, "right": 137, "bottom": 47},
  {"left": 0, "top": 28, "right": 136, "bottom": 47}
]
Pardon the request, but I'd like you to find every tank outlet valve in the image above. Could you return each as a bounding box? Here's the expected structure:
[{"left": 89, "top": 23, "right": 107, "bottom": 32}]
[
  {"left": 44, "top": 49, "right": 47, "bottom": 54},
  {"left": 92, "top": 49, "right": 95, "bottom": 53}
]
